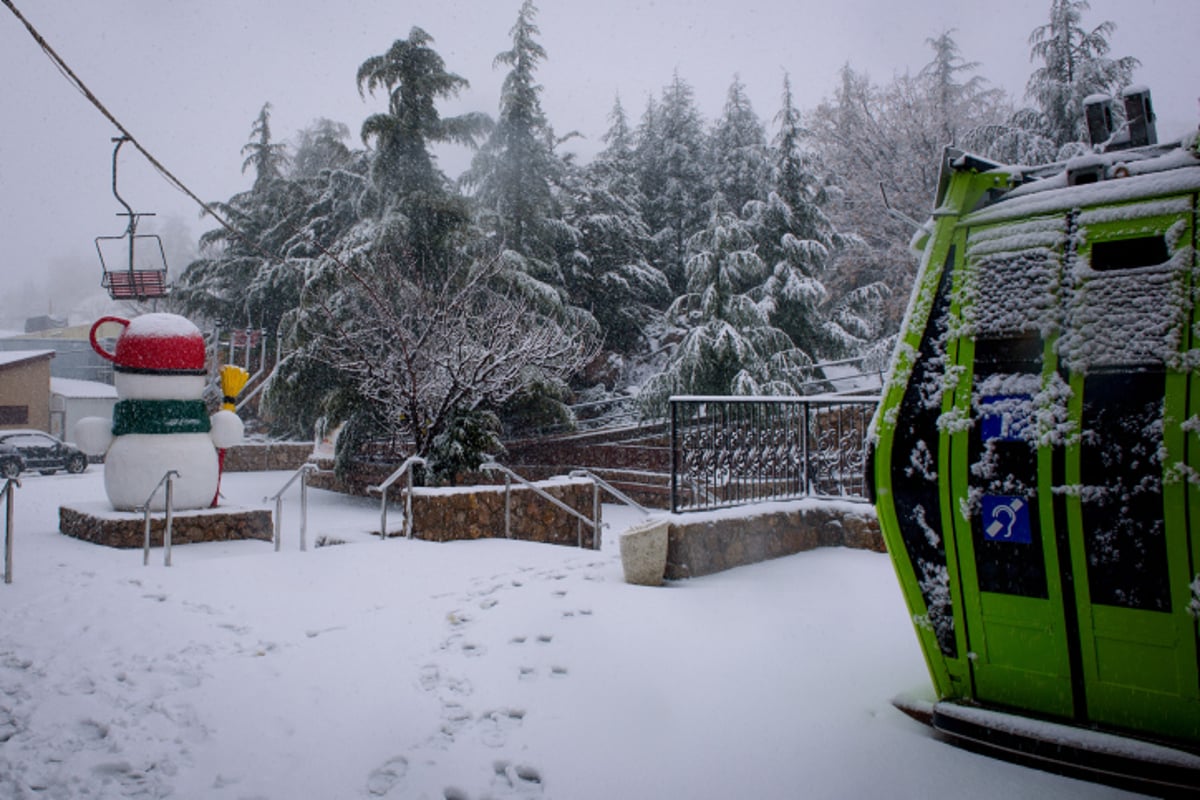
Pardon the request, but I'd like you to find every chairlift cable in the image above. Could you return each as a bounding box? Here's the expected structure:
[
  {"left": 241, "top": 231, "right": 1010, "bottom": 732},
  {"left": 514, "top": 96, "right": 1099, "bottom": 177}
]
[
  {"left": 1, "top": 0, "right": 242, "bottom": 246},
  {"left": 2, "top": 0, "right": 439, "bottom": 381}
]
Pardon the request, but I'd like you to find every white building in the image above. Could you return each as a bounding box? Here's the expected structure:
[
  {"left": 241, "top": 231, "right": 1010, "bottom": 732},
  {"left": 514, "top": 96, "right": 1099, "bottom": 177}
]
[{"left": 50, "top": 377, "right": 117, "bottom": 444}]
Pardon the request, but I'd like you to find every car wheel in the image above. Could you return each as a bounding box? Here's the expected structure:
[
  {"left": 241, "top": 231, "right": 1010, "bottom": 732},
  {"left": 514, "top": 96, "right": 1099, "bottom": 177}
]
[
  {"left": 40, "top": 469, "right": 57, "bottom": 476},
  {"left": 66, "top": 454, "right": 87, "bottom": 474},
  {"left": 0, "top": 461, "right": 18, "bottom": 479}
]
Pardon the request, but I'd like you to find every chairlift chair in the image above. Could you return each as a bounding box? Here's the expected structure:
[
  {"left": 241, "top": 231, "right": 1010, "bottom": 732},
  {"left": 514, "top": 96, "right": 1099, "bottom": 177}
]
[{"left": 94, "top": 136, "right": 169, "bottom": 302}]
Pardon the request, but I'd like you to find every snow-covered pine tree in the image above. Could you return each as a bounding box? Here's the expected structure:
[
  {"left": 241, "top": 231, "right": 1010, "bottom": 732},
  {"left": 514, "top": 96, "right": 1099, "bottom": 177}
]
[
  {"left": 559, "top": 96, "right": 669, "bottom": 357},
  {"left": 708, "top": 77, "right": 770, "bottom": 216},
  {"left": 638, "top": 194, "right": 813, "bottom": 414},
  {"left": 266, "top": 28, "right": 489, "bottom": 452},
  {"left": 173, "top": 103, "right": 310, "bottom": 335},
  {"left": 290, "top": 118, "right": 354, "bottom": 180},
  {"left": 634, "top": 73, "right": 710, "bottom": 295},
  {"left": 1023, "top": 0, "right": 1140, "bottom": 152},
  {"left": 920, "top": 31, "right": 1007, "bottom": 154},
  {"left": 354, "top": 26, "right": 490, "bottom": 275},
  {"left": 747, "top": 74, "right": 865, "bottom": 362},
  {"left": 460, "top": 0, "right": 575, "bottom": 309}
]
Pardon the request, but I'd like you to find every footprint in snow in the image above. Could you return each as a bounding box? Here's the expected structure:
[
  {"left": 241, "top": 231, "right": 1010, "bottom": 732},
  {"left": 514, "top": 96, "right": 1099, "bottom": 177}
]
[
  {"left": 478, "top": 707, "right": 525, "bottom": 748},
  {"left": 367, "top": 755, "right": 409, "bottom": 796},
  {"left": 491, "top": 760, "right": 544, "bottom": 795}
]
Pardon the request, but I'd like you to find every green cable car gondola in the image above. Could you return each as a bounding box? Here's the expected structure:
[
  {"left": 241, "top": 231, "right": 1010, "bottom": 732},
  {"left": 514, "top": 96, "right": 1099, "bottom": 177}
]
[{"left": 872, "top": 88, "right": 1200, "bottom": 789}]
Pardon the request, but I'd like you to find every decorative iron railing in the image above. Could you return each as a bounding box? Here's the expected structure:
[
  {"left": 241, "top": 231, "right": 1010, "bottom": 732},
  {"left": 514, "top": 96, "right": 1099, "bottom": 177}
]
[{"left": 668, "top": 394, "right": 880, "bottom": 513}]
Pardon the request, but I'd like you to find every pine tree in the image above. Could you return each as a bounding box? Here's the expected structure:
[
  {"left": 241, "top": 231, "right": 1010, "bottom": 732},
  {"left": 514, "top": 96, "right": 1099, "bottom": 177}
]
[
  {"left": 462, "top": 1, "right": 560, "bottom": 258},
  {"left": 241, "top": 103, "right": 290, "bottom": 191},
  {"left": 635, "top": 73, "right": 710, "bottom": 294},
  {"left": 1024, "top": 0, "right": 1139, "bottom": 149},
  {"left": 638, "top": 194, "right": 812, "bottom": 413},
  {"left": 561, "top": 97, "right": 669, "bottom": 356},
  {"left": 708, "top": 77, "right": 769, "bottom": 215},
  {"left": 355, "top": 27, "right": 490, "bottom": 276},
  {"left": 747, "top": 74, "right": 862, "bottom": 361},
  {"left": 174, "top": 103, "right": 309, "bottom": 335},
  {"left": 291, "top": 118, "right": 353, "bottom": 179},
  {"left": 920, "top": 31, "right": 1005, "bottom": 150}
]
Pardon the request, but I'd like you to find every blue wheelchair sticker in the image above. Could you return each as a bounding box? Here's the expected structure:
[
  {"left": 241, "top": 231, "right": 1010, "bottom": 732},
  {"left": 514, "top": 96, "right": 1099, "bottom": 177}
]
[
  {"left": 981, "top": 495, "right": 1032, "bottom": 544},
  {"left": 979, "top": 394, "right": 1034, "bottom": 442}
]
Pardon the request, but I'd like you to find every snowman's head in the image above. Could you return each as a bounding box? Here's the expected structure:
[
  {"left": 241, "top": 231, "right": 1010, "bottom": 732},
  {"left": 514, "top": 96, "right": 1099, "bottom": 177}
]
[{"left": 92, "top": 313, "right": 209, "bottom": 400}]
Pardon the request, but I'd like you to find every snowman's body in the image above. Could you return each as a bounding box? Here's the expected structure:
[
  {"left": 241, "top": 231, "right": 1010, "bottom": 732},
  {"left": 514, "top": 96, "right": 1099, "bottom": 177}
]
[
  {"left": 77, "top": 314, "right": 242, "bottom": 513},
  {"left": 104, "top": 370, "right": 218, "bottom": 511}
]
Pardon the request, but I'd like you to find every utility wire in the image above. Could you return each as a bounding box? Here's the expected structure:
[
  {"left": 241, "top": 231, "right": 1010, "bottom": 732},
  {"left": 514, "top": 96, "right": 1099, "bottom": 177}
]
[
  {"left": 1, "top": 0, "right": 240, "bottom": 239},
  {"left": 0, "top": 0, "right": 397, "bottom": 319}
]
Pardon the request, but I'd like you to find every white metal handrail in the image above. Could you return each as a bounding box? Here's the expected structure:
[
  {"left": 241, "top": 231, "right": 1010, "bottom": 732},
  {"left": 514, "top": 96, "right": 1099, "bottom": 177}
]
[
  {"left": 367, "top": 456, "right": 427, "bottom": 540},
  {"left": 568, "top": 468, "right": 652, "bottom": 551},
  {"left": 2, "top": 477, "right": 20, "bottom": 584},
  {"left": 568, "top": 468, "right": 650, "bottom": 515},
  {"left": 480, "top": 460, "right": 599, "bottom": 549},
  {"left": 137, "top": 470, "right": 179, "bottom": 567},
  {"left": 268, "top": 463, "right": 318, "bottom": 552}
]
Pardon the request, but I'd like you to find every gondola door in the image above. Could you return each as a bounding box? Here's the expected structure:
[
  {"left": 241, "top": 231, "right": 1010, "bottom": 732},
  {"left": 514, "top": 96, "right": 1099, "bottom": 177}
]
[
  {"left": 1059, "top": 198, "right": 1200, "bottom": 742},
  {"left": 947, "top": 215, "right": 1077, "bottom": 719}
]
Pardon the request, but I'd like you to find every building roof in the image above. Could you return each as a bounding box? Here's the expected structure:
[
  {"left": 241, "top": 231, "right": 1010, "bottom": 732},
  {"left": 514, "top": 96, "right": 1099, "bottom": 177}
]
[
  {"left": 0, "top": 350, "right": 56, "bottom": 369},
  {"left": 50, "top": 377, "right": 118, "bottom": 400}
]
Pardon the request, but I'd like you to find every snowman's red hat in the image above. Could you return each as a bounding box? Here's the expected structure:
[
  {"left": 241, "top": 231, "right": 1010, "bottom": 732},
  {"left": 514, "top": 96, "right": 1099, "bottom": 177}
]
[{"left": 90, "top": 313, "right": 207, "bottom": 375}]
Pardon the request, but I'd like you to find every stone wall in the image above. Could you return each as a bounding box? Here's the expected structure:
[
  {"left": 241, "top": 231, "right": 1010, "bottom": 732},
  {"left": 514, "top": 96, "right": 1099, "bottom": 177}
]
[
  {"left": 664, "top": 500, "right": 882, "bottom": 579},
  {"left": 60, "top": 503, "right": 273, "bottom": 548},
  {"left": 404, "top": 478, "right": 599, "bottom": 549},
  {"left": 222, "top": 442, "right": 314, "bottom": 472}
]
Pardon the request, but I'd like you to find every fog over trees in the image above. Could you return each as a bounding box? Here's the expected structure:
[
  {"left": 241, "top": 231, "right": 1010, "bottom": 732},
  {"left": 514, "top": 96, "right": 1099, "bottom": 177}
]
[{"left": 168, "top": 0, "right": 1143, "bottom": 471}]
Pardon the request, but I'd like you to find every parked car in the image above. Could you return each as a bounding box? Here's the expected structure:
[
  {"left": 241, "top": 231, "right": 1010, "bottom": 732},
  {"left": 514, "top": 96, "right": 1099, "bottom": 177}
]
[
  {"left": 0, "top": 430, "right": 88, "bottom": 476},
  {"left": 0, "top": 442, "right": 25, "bottom": 479}
]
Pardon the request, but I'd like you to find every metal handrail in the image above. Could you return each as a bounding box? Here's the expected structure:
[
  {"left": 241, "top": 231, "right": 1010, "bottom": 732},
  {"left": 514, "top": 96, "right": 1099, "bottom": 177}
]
[
  {"left": 568, "top": 468, "right": 649, "bottom": 515},
  {"left": 268, "top": 463, "right": 318, "bottom": 552},
  {"left": 136, "top": 470, "right": 179, "bottom": 567},
  {"left": 3, "top": 477, "right": 20, "bottom": 584},
  {"left": 367, "top": 456, "right": 427, "bottom": 539},
  {"left": 568, "top": 468, "right": 653, "bottom": 551},
  {"left": 480, "top": 460, "right": 599, "bottom": 549},
  {"left": 234, "top": 331, "right": 272, "bottom": 412}
]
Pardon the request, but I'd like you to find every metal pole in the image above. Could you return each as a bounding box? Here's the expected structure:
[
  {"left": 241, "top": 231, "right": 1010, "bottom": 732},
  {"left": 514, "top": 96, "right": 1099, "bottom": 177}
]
[
  {"left": 669, "top": 400, "right": 678, "bottom": 513},
  {"left": 379, "top": 485, "right": 389, "bottom": 540},
  {"left": 591, "top": 480, "right": 600, "bottom": 550},
  {"left": 300, "top": 469, "right": 309, "bottom": 552},
  {"left": 504, "top": 473, "right": 512, "bottom": 539},
  {"left": 143, "top": 506, "right": 152, "bottom": 566},
  {"left": 4, "top": 483, "right": 14, "bottom": 585},
  {"left": 163, "top": 475, "right": 174, "bottom": 567},
  {"left": 274, "top": 496, "right": 283, "bottom": 551},
  {"left": 802, "top": 402, "right": 811, "bottom": 496},
  {"left": 405, "top": 467, "right": 414, "bottom": 539}
]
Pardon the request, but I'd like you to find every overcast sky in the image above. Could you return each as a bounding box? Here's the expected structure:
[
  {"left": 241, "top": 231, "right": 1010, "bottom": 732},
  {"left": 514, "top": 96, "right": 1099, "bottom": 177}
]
[{"left": 1, "top": 0, "right": 1194, "bottom": 326}]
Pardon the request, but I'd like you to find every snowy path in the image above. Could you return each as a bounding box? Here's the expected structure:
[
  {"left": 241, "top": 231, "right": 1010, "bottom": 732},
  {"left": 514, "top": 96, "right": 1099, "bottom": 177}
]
[{"left": 0, "top": 469, "right": 1149, "bottom": 798}]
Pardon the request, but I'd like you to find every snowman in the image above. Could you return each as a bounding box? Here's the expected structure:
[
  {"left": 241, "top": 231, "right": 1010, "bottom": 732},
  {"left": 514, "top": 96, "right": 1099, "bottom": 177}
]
[{"left": 75, "top": 313, "right": 243, "bottom": 512}]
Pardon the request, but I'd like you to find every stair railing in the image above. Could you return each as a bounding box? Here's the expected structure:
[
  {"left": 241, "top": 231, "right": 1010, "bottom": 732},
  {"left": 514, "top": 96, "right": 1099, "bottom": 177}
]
[
  {"left": 137, "top": 470, "right": 179, "bottom": 567},
  {"left": 480, "top": 460, "right": 599, "bottom": 549},
  {"left": 2, "top": 477, "right": 19, "bottom": 584},
  {"left": 268, "top": 463, "right": 318, "bottom": 552},
  {"left": 367, "top": 456, "right": 427, "bottom": 539}
]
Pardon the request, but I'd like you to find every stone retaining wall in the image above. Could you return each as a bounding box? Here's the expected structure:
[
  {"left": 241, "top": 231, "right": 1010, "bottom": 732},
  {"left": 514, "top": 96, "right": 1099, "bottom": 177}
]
[
  {"left": 60, "top": 503, "right": 273, "bottom": 548},
  {"left": 405, "top": 478, "right": 599, "bottom": 549},
  {"left": 222, "top": 442, "right": 314, "bottom": 472},
  {"left": 664, "top": 500, "right": 882, "bottom": 579}
]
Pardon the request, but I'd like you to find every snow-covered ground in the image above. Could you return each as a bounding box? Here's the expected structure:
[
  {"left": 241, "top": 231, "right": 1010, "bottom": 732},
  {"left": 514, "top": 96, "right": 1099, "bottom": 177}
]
[{"left": 0, "top": 468, "right": 1150, "bottom": 799}]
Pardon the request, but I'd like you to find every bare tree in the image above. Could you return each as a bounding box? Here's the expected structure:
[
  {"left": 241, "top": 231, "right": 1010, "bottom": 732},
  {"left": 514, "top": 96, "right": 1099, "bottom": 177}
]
[{"left": 296, "top": 247, "right": 598, "bottom": 464}]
